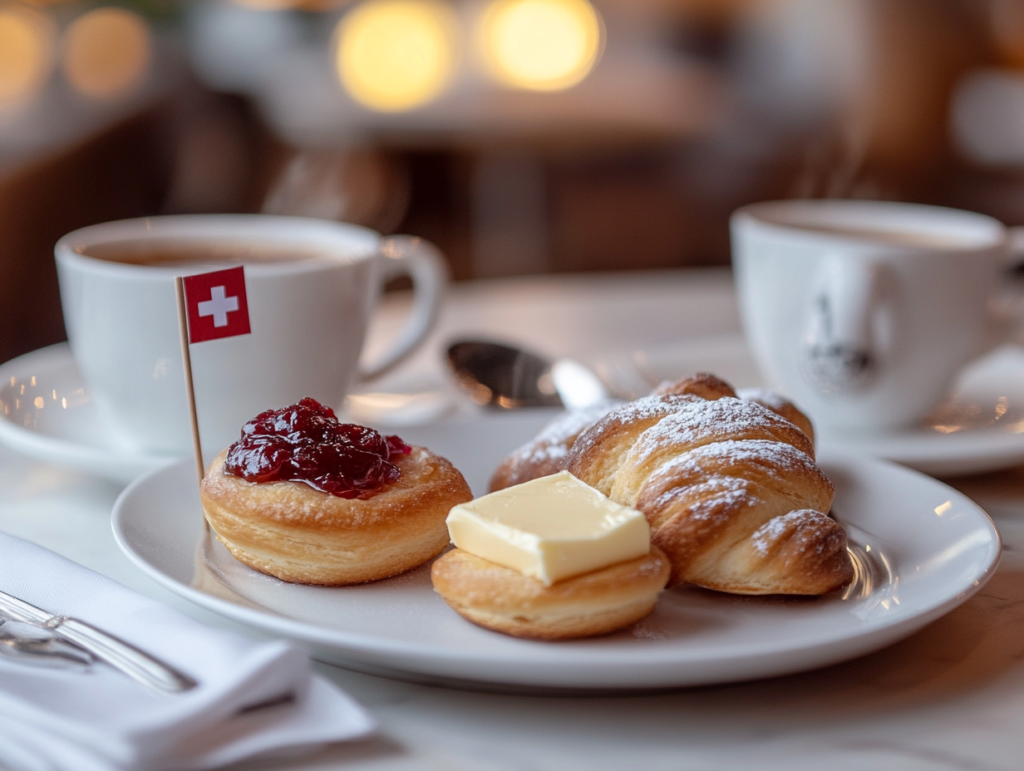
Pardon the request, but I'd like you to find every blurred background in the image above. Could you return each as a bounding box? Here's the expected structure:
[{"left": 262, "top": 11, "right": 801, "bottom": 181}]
[{"left": 1, "top": 0, "right": 1023, "bottom": 363}]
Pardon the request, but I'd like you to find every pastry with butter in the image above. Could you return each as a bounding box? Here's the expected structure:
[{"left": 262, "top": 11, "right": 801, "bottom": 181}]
[
  {"left": 201, "top": 398, "right": 472, "bottom": 585},
  {"left": 431, "top": 471, "right": 670, "bottom": 639}
]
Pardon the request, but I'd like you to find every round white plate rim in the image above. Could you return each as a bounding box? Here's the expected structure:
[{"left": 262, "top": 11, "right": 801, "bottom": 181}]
[
  {"left": 0, "top": 344, "right": 178, "bottom": 483},
  {"left": 606, "top": 334, "right": 1024, "bottom": 475},
  {"left": 112, "top": 451, "right": 1001, "bottom": 690}
]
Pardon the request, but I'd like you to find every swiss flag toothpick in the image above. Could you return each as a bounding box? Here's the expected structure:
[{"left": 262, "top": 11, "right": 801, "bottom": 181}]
[
  {"left": 182, "top": 266, "right": 251, "bottom": 343},
  {"left": 175, "top": 265, "right": 252, "bottom": 489}
]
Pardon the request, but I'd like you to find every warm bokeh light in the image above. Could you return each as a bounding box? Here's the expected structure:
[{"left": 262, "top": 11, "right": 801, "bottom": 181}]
[
  {"left": 0, "top": 6, "right": 55, "bottom": 107},
  {"left": 335, "top": 0, "right": 458, "bottom": 112},
  {"left": 479, "top": 0, "right": 602, "bottom": 91},
  {"left": 232, "top": 0, "right": 296, "bottom": 8},
  {"left": 62, "top": 7, "right": 150, "bottom": 99},
  {"left": 233, "top": 0, "right": 349, "bottom": 8}
]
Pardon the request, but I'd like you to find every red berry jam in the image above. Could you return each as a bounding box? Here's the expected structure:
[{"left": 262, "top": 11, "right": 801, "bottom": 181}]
[{"left": 223, "top": 398, "right": 412, "bottom": 499}]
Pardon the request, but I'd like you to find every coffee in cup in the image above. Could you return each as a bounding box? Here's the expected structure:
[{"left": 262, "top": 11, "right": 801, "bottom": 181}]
[{"left": 78, "top": 241, "right": 327, "bottom": 267}]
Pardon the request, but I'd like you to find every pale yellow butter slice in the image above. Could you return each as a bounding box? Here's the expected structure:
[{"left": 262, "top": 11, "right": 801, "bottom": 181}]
[{"left": 445, "top": 471, "right": 650, "bottom": 586}]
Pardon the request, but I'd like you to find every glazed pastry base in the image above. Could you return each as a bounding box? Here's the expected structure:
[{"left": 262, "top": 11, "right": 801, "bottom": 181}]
[{"left": 431, "top": 547, "right": 670, "bottom": 640}]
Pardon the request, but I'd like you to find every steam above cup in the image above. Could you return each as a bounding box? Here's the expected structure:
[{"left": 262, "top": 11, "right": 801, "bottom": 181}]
[
  {"left": 55, "top": 215, "right": 447, "bottom": 456},
  {"left": 730, "top": 200, "right": 1014, "bottom": 434}
]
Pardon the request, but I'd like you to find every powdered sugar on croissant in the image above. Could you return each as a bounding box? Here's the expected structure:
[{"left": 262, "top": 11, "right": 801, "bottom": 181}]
[
  {"left": 489, "top": 373, "right": 819, "bottom": 495},
  {"left": 565, "top": 393, "right": 852, "bottom": 595}
]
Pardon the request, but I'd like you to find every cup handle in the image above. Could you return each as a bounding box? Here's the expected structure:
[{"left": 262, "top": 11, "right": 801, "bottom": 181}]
[
  {"left": 357, "top": 235, "right": 448, "bottom": 382},
  {"left": 801, "top": 256, "right": 887, "bottom": 394},
  {"left": 985, "top": 226, "right": 1024, "bottom": 350},
  {"left": 1007, "top": 226, "right": 1024, "bottom": 271}
]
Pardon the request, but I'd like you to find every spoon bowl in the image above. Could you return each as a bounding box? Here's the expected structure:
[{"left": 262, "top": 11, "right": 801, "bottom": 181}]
[
  {"left": 445, "top": 340, "right": 613, "bottom": 410},
  {"left": 446, "top": 340, "right": 561, "bottom": 409}
]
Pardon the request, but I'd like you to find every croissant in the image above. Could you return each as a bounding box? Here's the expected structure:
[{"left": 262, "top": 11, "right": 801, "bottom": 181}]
[{"left": 564, "top": 391, "right": 852, "bottom": 594}]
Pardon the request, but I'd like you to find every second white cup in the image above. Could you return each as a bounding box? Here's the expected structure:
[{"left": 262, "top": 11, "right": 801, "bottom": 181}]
[{"left": 731, "top": 200, "right": 1013, "bottom": 434}]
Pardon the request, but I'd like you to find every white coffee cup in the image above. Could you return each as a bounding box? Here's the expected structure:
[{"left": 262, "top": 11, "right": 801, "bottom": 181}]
[
  {"left": 731, "top": 200, "right": 1014, "bottom": 434},
  {"left": 55, "top": 215, "right": 446, "bottom": 455}
]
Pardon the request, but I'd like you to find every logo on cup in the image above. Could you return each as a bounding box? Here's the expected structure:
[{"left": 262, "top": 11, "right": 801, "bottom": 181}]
[
  {"left": 801, "top": 294, "right": 877, "bottom": 395},
  {"left": 803, "top": 343, "right": 876, "bottom": 394}
]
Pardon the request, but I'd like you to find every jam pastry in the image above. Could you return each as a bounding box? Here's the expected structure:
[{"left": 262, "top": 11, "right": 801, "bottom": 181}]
[{"left": 200, "top": 398, "right": 472, "bottom": 585}]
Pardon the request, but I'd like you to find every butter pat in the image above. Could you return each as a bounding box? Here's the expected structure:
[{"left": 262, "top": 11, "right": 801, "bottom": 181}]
[{"left": 445, "top": 471, "right": 650, "bottom": 586}]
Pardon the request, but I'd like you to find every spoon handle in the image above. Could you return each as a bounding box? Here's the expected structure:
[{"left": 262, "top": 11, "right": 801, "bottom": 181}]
[
  {"left": 0, "top": 590, "right": 197, "bottom": 694},
  {"left": 44, "top": 616, "right": 198, "bottom": 693},
  {"left": 0, "top": 622, "right": 93, "bottom": 669}
]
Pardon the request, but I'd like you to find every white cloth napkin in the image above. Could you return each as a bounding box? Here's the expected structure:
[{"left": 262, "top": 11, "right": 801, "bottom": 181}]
[{"left": 0, "top": 533, "right": 375, "bottom": 771}]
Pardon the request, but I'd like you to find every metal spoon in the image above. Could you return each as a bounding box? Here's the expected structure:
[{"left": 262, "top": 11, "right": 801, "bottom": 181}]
[{"left": 445, "top": 340, "right": 611, "bottom": 410}]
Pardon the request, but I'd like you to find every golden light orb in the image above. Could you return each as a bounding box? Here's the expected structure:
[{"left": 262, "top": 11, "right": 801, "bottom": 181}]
[
  {"left": 231, "top": 0, "right": 295, "bottom": 8},
  {"left": 62, "top": 7, "right": 151, "bottom": 99},
  {"left": 336, "top": 0, "right": 458, "bottom": 112},
  {"left": 232, "top": 0, "right": 349, "bottom": 9},
  {"left": 479, "top": 0, "right": 602, "bottom": 91},
  {"left": 0, "top": 6, "right": 55, "bottom": 106}
]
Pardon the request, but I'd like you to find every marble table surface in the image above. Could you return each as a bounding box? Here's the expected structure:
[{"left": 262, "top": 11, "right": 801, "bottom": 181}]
[{"left": 4, "top": 268, "right": 1024, "bottom": 770}]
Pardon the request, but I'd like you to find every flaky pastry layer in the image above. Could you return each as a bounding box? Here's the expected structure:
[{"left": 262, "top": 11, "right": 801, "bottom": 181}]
[{"left": 431, "top": 547, "right": 670, "bottom": 640}]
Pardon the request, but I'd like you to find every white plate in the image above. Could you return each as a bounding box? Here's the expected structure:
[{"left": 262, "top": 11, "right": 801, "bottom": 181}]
[
  {"left": 0, "top": 344, "right": 178, "bottom": 485},
  {"left": 597, "top": 335, "right": 1024, "bottom": 476},
  {"left": 112, "top": 410, "right": 1000, "bottom": 691}
]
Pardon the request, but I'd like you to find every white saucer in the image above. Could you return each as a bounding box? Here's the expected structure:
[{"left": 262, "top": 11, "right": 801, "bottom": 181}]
[
  {"left": 0, "top": 344, "right": 462, "bottom": 485},
  {"left": 0, "top": 344, "right": 179, "bottom": 485},
  {"left": 596, "top": 335, "right": 1024, "bottom": 476},
  {"left": 112, "top": 410, "right": 999, "bottom": 691}
]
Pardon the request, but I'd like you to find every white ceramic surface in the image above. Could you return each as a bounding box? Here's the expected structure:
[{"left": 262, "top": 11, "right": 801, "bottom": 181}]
[
  {"left": 731, "top": 201, "right": 1009, "bottom": 432},
  {"left": 111, "top": 411, "right": 999, "bottom": 691},
  {"left": 603, "top": 335, "right": 1024, "bottom": 476},
  {"left": 0, "top": 344, "right": 177, "bottom": 484},
  {"left": 55, "top": 215, "right": 445, "bottom": 456}
]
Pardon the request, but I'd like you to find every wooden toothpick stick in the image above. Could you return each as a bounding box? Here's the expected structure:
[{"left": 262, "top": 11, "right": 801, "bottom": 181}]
[{"left": 175, "top": 276, "right": 205, "bottom": 489}]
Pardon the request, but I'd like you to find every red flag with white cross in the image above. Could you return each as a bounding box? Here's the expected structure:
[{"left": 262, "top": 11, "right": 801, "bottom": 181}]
[{"left": 182, "top": 266, "right": 251, "bottom": 343}]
